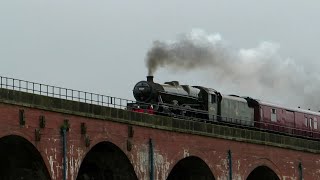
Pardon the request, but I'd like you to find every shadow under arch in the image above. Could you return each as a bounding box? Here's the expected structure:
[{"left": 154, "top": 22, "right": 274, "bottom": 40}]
[
  {"left": 0, "top": 135, "right": 51, "bottom": 180},
  {"left": 76, "top": 141, "right": 138, "bottom": 180},
  {"left": 167, "top": 156, "right": 215, "bottom": 180},
  {"left": 247, "top": 165, "right": 280, "bottom": 180}
]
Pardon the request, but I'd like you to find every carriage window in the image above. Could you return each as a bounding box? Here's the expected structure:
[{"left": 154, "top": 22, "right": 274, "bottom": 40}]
[
  {"left": 211, "top": 94, "right": 216, "bottom": 103},
  {"left": 309, "top": 118, "right": 313, "bottom": 129},
  {"left": 314, "top": 118, "right": 318, "bottom": 130},
  {"left": 304, "top": 117, "right": 308, "bottom": 127},
  {"left": 271, "top": 109, "right": 277, "bottom": 122}
]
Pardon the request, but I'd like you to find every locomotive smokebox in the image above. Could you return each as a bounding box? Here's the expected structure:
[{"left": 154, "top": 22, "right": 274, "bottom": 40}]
[{"left": 147, "top": 75, "right": 154, "bottom": 82}]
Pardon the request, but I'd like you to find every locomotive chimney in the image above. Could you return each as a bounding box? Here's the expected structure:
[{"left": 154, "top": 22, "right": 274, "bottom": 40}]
[{"left": 147, "top": 75, "right": 154, "bottom": 82}]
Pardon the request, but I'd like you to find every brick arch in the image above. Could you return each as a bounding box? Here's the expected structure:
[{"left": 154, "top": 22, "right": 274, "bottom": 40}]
[
  {"left": 0, "top": 133, "right": 51, "bottom": 180},
  {"left": 166, "top": 146, "right": 217, "bottom": 180},
  {"left": 83, "top": 131, "right": 129, "bottom": 160},
  {"left": 83, "top": 135, "right": 125, "bottom": 159},
  {"left": 76, "top": 137, "right": 138, "bottom": 180},
  {"left": 0, "top": 130, "right": 34, "bottom": 145},
  {"left": 166, "top": 155, "right": 216, "bottom": 180},
  {"left": 167, "top": 146, "right": 217, "bottom": 179},
  {"left": 244, "top": 158, "right": 281, "bottom": 180}
]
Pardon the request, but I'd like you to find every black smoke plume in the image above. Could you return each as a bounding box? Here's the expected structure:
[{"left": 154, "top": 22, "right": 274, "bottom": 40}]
[
  {"left": 146, "top": 30, "right": 228, "bottom": 76},
  {"left": 145, "top": 29, "right": 320, "bottom": 110}
]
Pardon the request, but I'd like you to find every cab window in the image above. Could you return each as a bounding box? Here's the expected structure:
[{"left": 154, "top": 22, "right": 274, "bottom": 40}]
[{"left": 211, "top": 94, "right": 216, "bottom": 103}]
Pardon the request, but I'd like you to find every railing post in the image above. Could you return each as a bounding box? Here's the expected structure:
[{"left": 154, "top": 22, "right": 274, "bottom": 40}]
[{"left": 102, "top": 96, "right": 104, "bottom": 106}]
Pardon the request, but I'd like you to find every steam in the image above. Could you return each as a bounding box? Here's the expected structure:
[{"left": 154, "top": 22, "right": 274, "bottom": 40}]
[{"left": 145, "top": 29, "right": 320, "bottom": 110}]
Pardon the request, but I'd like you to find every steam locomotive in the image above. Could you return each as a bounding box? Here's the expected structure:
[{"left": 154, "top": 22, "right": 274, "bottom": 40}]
[{"left": 129, "top": 76, "right": 320, "bottom": 139}]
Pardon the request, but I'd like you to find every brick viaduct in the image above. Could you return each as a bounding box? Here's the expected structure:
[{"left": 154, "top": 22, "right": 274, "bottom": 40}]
[{"left": 1, "top": 87, "right": 320, "bottom": 180}]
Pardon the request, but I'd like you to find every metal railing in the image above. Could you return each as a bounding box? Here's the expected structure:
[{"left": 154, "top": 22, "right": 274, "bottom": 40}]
[
  {"left": 0, "top": 76, "right": 135, "bottom": 110},
  {"left": 0, "top": 75, "right": 319, "bottom": 140}
]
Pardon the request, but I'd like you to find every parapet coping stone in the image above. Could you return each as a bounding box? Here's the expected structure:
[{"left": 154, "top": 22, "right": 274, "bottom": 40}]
[{"left": 0, "top": 88, "right": 319, "bottom": 153}]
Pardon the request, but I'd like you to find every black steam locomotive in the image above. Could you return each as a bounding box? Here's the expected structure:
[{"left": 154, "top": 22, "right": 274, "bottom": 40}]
[{"left": 129, "top": 76, "right": 257, "bottom": 126}]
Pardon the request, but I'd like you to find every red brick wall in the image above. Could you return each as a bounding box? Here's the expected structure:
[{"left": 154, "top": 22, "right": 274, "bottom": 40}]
[{"left": 0, "top": 102, "right": 319, "bottom": 180}]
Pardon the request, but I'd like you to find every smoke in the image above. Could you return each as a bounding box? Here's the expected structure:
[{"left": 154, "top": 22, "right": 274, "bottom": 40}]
[
  {"left": 145, "top": 29, "right": 320, "bottom": 110},
  {"left": 146, "top": 30, "right": 227, "bottom": 75}
]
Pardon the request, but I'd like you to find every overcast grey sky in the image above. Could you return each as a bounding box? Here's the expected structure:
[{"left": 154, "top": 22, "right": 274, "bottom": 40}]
[{"left": 1, "top": 0, "right": 320, "bottom": 106}]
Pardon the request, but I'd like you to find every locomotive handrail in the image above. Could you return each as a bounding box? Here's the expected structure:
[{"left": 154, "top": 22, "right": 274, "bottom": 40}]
[{"left": 0, "top": 75, "right": 319, "bottom": 140}]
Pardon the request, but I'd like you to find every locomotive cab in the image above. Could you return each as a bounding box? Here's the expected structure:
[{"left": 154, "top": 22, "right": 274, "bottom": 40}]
[{"left": 193, "top": 86, "right": 220, "bottom": 121}]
